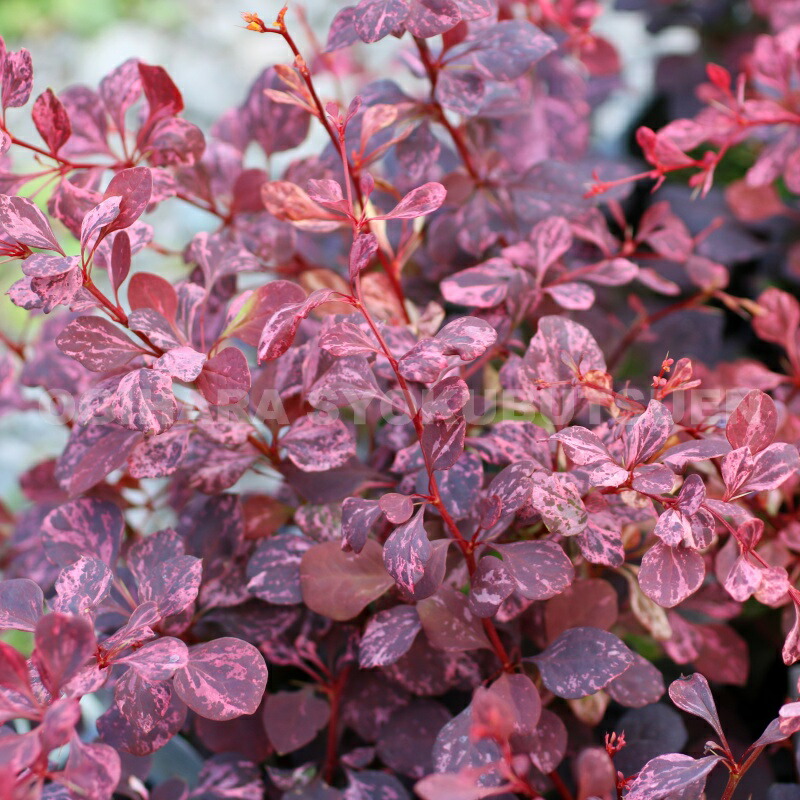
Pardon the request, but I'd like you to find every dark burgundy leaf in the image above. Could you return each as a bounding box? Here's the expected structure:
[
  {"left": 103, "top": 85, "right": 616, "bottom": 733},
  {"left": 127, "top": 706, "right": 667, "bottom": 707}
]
[
  {"left": 263, "top": 689, "right": 330, "bottom": 754},
  {"left": 606, "top": 652, "right": 665, "bottom": 708},
  {"left": 667, "top": 673, "right": 725, "bottom": 741},
  {"left": 300, "top": 539, "right": 394, "bottom": 620},
  {"left": 139, "top": 555, "right": 202, "bottom": 618},
  {"left": 246, "top": 533, "right": 312, "bottom": 604},
  {"left": 52, "top": 556, "right": 112, "bottom": 614},
  {"left": 494, "top": 540, "right": 574, "bottom": 601},
  {"left": 281, "top": 415, "right": 356, "bottom": 472},
  {"left": 33, "top": 613, "right": 96, "bottom": 696},
  {"left": 42, "top": 498, "right": 123, "bottom": 567}
]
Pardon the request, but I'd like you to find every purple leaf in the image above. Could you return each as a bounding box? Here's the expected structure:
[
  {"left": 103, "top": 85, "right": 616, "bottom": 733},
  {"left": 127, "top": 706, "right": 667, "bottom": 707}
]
[
  {"left": 354, "top": 0, "right": 409, "bottom": 43},
  {"left": 379, "top": 493, "right": 415, "bottom": 524},
  {"left": 33, "top": 613, "right": 96, "bottom": 697},
  {"left": 55, "top": 316, "right": 145, "bottom": 372},
  {"left": 349, "top": 233, "right": 379, "bottom": 279},
  {"left": 42, "top": 497, "right": 123, "bottom": 567},
  {"left": 605, "top": 652, "right": 665, "bottom": 708},
  {"left": 246, "top": 533, "right": 312, "bottom": 604},
  {"left": 473, "top": 21, "right": 556, "bottom": 81},
  {"left": 421, "top": 416, "right": 466, "bottom": 471},
  {"left": 55, "top": 735, "right": 121, "bottom": 800},
  {"left": 625, "top": 754, "right": 722, "bottom": 800},
  {"left": 405, "top": 0, "right": 461, "bottom": 38},
  {"left": 264, "top": 689, "right": 330, "bottom": 754},
  {"left": 0, "top": 578, "right": 43, "bottom": 631},
  {"left": 196, "top": 347, "right": 250, "bottom": 405},
  {"left": 359, "top": 606, "right": 422, "bottom": 668},
  {"left": 117, "top": 637, "right": 189, "bottom": 681},
  {"left": 374, "top": 182, "right": 446, "bottom": 220},
  {"left": 308, "top": 355, "right": 385, "bottom": 409},
  {"left": 639, "top": 542, "right": 705, "bottom": 608},
  {"left": 173, "top": 637, "right": 268, "bottom": 721},
  {"left": 112, "top": 368, "right": 177, "bottom": 435},
  {"left": 726, "top": 389, "right": 777, "bottom": 453},
  {"left": 300, "top": 539, "right": 394, "bottom": 620},
  {"left": 383, "top": 507, "right": 432, "bottom": 593},
  {"left": 529, "top": 627, "right": 634, "bottom": 699},
  {"left": 668, "top": 673, "right": 725, "bottom": 741},
  {"left": 494, "top": 540, "right": 574, "bottom": 601},
  {"left": 435, "top": 69, "right": 485, "bottom": 116},
  {"left": 52, "top": 556, "right": 112, "bottom": 614},
  {"left": 281, "top": 415, "right": 356, "bottom": 472}
]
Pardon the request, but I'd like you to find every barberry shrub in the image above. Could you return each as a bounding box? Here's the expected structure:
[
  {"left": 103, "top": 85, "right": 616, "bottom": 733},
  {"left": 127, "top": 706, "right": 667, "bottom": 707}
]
[{"left": 1, "top": 1, "right": 800, "bottom": 798}]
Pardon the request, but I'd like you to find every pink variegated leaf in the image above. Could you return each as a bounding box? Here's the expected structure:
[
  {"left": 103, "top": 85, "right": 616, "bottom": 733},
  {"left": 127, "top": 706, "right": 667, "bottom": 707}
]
[
  {"left": 721, "top": 446, "right": 754, "bottom": 498},
  {"left": 374, "top": 182, "right": 446, "bottom": 220},
  {"left": 222, "top": 280, "right": 306, "bottom": 347},
  {"left": 418, "top": 586, "right": 490, "bottom": 652},
  {"left": 262, "top": 181, "right": 345, "bottom": 231},
  {"left": 606, "top": 652, "right": 665, "bottom": 708},
  {"left": 625, "top": 754, "right": 722, "bottom": 800},
  {"left": 421, "top": 415, "right": 466, "bottom": 471},
  {"left": 128, "top": 308, "right": 182, "bottom": 350},
  {"left": 530, "top": 217, "right": 573, "bottom": 276},
  {"left": 113, "top": 670, "right": 171, "bottom": 735},
  {"left": 154, "top": 346, "right": 206, "bottom": 381},
  {"left": 117, "top": 637, "right": 189, "bottom": 681},
  {"left": 42, "top": 497, "right": 123, "bottom": 567},
  {"left": 264, "top": 688, "right": 330, "bottom": 755},
  {"left": 52, "top": 556, "right": 112, "bottom": 614},
  {"left": 139, "top": 555, "right": 202, "bottom": 618},
  {"left": 723, "top": 555, "right": 762, "bottom": 602},
  {"left": 398, "top": 338, "right": 448, "bottom": 383},
  {"left": 383, "top": 507, "right": 432, "bottom": 593},
  {"left": 0, "top": 579, "right": 44, "bottom": 631},
  {"left": 435, "top": 317, "right": 497, "bottom": 360},
  {"left": 653, "top": 508, "right": 691, "bottom": 548},
  {"left": 300, "top": 539, "right": 393, "bottom": 620},
  {"left": 468, "top": 556, "right": 517, "bottom": 618},
  {"left": 55, "top": 315, "right": 145, "bottom": 372},
  {"left": 112, "top": 368, "right": 177, "bottom": 435},
  {"left": 308, "top": 355, "right": 385, "bottom": 409},
  {"left": 741, "top": 443, "right": 800, "bottom": 493},
  {"left": 421, "top": 376, "right": 468, "bottom": 424},
  {"left": 552, "top": 427, "right": 627, "bottom": 486},
  {"left": 528, "top": 473, "right": 588, "bottom": 536},
  {"left": 102, "top": 166, "right": 152, "bottom": 233},
  {"left": 544, "top": 281, "right": 595, "bottom": 310},
  {"left": 258, "top": 288, "right": 346, "bottom": 362},
  {"left": 173, "top": 637, "right": 268, "bottom": 721},
  {"left": 196, "top": 347, "right": 250, "bottom": 405},
  {"left": 354, "top": 0, "right": 410, "bottom": 43},
  {"left": 33, "top": 613, "right": 96, "bottom": 697},
  {"left": 668, "top": 673, "right": 724, "bottom": 741},
  {"left": 342, "top": 498, "right": 382, "bottom": 554},
  {"left": 246, "top": 533, "right": 312, "bottom": 604},
  {"left": 1, "top": 47, "right": 33, "bottom": 109},
  {"left": 20, "top": 253, "right": 82, "bottom": 312},
  {"left": 349, "top": 233, "right": 379, "bottom": 279},
  {"left": 494, "top": 540, "right": 574, "bottom": 601},
  {"left": 624, "top": 400, "right": 673, "bottom": 468},
  {"left": 127, "top": 426, "right": 189, "bottom": 478},
  {"left": 319, "top": 319, "right": 378, "bottom": 357},
  {"left": 576, "top": 517, "right": 625, "bottom": 568},
  {"left": 359, "top": 606, "right": 422, "bottom": 668},
  {"left": 405, "top": 0, "right": 461, "bottom": 38},
  {"left": 639, "top": 542, "right": 705, "bottom": 608},
  {"left": 677, "top": 473, "right": 706, "bottom": 515},
  {"left": 726, "top": 389, "right": 777, "bottom": 454},
  {"left": 281, "top": 415, "right": 356, "bottom": 472},
  {"left": 659, "top": 437, "right": 731, "bottom": 470},
  {"left": 529, "top": 627, "right": 633, "bottom": 699},
  {"left": 440, "top": 259, "right": 518, "bottom": 308},
  {"left": 80, "top": 195, "right": 121, "bottom": 252},
  {"left": 631, "top": 463, "right": 675, "bottom": 494},
  {"left": 326, "top": 6, "right": 359, "bottom": 50},
  {"left": 0, "top": 194, "right": 63, "bottom": 252},
  {"left": 55, "top": 735, "right": 121, "bottom": 800}
]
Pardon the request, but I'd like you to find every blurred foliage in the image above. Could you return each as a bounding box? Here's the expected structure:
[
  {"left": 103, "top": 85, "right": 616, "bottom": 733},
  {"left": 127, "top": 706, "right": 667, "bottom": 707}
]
[{"left": 0, "top": 0, "right": 187, "bottom": 44}]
